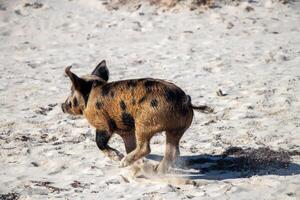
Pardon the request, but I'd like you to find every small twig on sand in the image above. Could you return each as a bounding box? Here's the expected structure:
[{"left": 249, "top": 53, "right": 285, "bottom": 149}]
[{"left": 216, "top": 89, "right": 227, "bottom": 96}]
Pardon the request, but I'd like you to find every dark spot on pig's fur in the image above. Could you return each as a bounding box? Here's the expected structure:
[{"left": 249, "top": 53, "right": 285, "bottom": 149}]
[
  {"left": 73, "top": 98, "right": 78, "bottom": 107},
  {"left": 120, "top": 100, "right": 126, "bottom": 111},
  {"left": 101, "top": 84, "right": 111, "bottom": 96},
  {"left": 138, "top": 96, "right": 147, "bottom": 104},
  {"left": 150, "top": 99, "right": 158, "bottom": 108},
  {"left": 110, "top": 91, "right": 115, "bottom": 98},
  {"left": 180, "top": 106, "right": 189, "bottom": 116},
  {"left": 96, "top": 130, "right": 110, "bottom": 150},
  {"left": 83, "top": 96, "right": 89, "bottom": 106},
  {"left": 131, "top": 99, "right": 136, "bottom": 105},
  {"left": 108, "top": 118, "right": 117, "bottom": 131},
  {"left": 78, "top": 81, "right": 93, "bottom": 104},
  {"left": 95, "top": 101, "right": 103, "bottom": 109},
  {"left": 127, "top": 80, "right": 137, "bottom": 88},
  {"left": 144, "top": 80, "right": 155, "bottom": 93},
  {"left": 92, "top": 80, "right": 104, "bottom": 87},
  {"left": 165, "top": 88, "right": 185, "bottom": 103},
  {"left": 121, "top": 112, "right": 135, "bottom": 129}
]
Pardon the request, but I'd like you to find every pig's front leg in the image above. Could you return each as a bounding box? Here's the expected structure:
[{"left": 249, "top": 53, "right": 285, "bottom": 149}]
[{"left": 96, "top": 130, "right": 124, "bottom": 161}]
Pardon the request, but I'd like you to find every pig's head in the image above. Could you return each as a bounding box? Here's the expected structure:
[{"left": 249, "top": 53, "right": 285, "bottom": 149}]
[{"left": 61, "top": 60, "right": 109, "bottom": 115}]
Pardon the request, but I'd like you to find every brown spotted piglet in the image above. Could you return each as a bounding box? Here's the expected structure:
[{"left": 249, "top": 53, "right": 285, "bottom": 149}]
[{"left": 61, "top": 60, "right": 213, "bottom": 174}]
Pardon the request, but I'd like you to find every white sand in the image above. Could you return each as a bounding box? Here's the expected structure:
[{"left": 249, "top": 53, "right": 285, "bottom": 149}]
[{"left": 0, "top": 0, "right": 300, "bottom": 199}]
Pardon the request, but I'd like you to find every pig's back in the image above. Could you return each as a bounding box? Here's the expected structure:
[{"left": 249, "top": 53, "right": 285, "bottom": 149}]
[{"left": 88, "top": 78, "right": 193, "bottom": 132}]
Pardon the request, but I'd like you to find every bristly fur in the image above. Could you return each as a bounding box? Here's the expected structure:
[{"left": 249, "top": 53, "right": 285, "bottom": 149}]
[{"left": 62, "top": 60, "right": 213, "bottom": 174}]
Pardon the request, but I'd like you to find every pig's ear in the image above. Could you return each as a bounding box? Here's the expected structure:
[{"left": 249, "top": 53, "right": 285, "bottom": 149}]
[
  {"left": 65, "top": 66, "right": 89, "bottom": 93},
  {"left": 91, "top": 60, "right": 109, "bottom": 81}
]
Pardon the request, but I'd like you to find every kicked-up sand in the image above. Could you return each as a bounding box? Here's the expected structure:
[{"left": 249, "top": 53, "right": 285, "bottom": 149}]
[{"left": 0, "top": 0, "right": 300, "bottom": 199}]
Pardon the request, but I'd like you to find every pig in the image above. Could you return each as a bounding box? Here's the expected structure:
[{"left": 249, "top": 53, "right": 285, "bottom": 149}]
[{"left": 61, "top": 60, "right": 213, "bottom": 173}]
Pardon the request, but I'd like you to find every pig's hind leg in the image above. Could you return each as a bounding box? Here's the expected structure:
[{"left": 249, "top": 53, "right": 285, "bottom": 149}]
[
  {"left": 156, "top": 129, "right": 185, "bottom": 174},
  {"left": 120, "top": 130, "right": 152, "bottom": 167},
  {"left": 120, "top": 132, "right": 137, "bottom": 154}
]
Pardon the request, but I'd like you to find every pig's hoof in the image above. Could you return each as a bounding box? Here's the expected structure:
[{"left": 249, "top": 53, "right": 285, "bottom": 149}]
[
  {"left": 110, "top": 152, "right": 124, "bottom": 162},
  {"left": 155, "top": 163, "right": 168, "bottom": 175},
  {"left": 104, "top": 150, "right": 124, "bottom": 161},
  {"left": 120, "top": 157, "right": 131, "bottom": 167},
  {"left": 110, "top": 151, "right": 124, "bottom": 161}
]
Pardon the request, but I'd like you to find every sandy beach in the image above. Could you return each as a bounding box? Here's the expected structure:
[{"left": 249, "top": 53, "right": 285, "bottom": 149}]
[{"left": 0, "top": 0, "right": 300, "bottom": 199}]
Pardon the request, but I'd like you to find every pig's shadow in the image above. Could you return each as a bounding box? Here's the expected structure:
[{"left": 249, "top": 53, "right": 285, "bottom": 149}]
[{"left": 146, "top": 146, "right": 300, "bottom": 180}]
